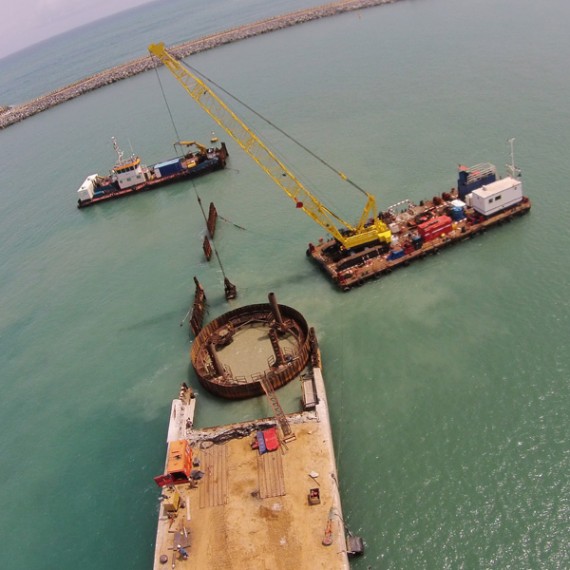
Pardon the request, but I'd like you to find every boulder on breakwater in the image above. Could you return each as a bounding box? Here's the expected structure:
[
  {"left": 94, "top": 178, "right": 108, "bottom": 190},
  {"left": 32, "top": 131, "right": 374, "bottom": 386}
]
[{"left": 0, "top": 0, "right": 399, "bottom": 130}]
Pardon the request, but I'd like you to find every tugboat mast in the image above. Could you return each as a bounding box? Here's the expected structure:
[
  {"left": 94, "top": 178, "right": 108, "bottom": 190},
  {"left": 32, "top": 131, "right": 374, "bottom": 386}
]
[
  {"left": 507, "top": 137, "right": 521, "bottom": 178},
  {"left": 112, "top": 137, "right": 124, "bottom": 162}
]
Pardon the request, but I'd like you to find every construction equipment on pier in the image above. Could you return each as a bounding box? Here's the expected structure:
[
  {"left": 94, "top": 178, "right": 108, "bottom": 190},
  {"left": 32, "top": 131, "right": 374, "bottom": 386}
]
[{"left": 148, "top": 42, "right": 392, "bottom": 250}]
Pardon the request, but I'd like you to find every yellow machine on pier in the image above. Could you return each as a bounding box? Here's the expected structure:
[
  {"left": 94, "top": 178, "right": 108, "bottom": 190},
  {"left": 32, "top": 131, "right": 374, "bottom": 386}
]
[{"left": 148, "top": 42, "right": 391, "bottom": 250}]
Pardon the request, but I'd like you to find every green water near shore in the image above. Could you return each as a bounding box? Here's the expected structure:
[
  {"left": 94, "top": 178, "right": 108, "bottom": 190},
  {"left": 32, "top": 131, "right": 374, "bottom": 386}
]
[{"left": 1, "top": 0, "right": 569, "bottom": 568}]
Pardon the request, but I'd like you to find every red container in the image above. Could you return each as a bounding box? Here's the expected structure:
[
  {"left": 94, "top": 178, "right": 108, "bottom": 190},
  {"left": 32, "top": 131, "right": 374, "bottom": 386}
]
[
  {"left": 263, "top": 427, "right": 280, "bottom": 452},
  {"left": 418, "top": 215, "right": 452, "bottom": 242}
]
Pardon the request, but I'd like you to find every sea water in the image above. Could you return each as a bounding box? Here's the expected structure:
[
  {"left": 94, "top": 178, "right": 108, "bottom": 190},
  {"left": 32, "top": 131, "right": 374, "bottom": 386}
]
[{"left": 1, "top": 0, "right": 569, "bottom": 568}]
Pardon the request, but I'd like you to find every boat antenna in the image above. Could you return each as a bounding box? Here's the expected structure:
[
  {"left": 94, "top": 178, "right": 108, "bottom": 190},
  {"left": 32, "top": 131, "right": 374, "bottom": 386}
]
[
  {"left": 506, "top": 137, "right": 521, "bottom": 178},
  {"left": 112, "top": 137, "right": 124, "bottom": 162}
]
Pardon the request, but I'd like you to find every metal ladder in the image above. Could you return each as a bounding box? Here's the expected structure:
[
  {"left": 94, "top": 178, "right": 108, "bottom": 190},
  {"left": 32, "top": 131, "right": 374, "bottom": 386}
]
[{"left": 259, "top": 373, "right": 296, "bottom": 443}]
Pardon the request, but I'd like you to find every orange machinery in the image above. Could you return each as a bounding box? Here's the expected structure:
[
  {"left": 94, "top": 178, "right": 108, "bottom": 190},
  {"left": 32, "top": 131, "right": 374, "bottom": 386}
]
[{"left": 154, "top": 440, "right": 193, "bottom": 487}]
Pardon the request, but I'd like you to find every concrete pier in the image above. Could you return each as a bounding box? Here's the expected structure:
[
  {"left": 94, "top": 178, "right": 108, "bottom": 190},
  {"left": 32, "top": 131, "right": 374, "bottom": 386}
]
[{"left": 153, "top": 343, "right": 352, "bottom": 568}]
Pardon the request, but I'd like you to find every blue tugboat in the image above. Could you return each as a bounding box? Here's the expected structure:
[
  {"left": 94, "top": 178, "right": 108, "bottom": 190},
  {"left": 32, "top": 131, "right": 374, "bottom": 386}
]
[{"left": 76, "top": 137, "right": 228, "bottom": 208}]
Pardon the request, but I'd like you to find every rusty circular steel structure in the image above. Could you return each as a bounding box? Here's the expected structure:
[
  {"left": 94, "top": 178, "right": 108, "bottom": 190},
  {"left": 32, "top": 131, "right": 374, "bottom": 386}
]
[{"left": 190, "top": 302, "right": 310, "bottom": 399}]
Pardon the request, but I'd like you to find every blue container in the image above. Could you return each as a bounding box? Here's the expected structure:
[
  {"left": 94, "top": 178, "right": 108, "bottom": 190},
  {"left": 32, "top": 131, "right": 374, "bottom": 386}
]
[
  {"left": 458, "top": 169, "right": 496, "bottom": 200},
  {"left": 387, "top": 249, "right": 405, "bottom": 261},
  {"left": 450, "top": 206, "right": 465, "bottom": 221},
  {"left": 155, "top": 158, "right": 183, "bottom": 177},
  {"left": 256, "top": 431, "right": 267, "bottom": 454}
]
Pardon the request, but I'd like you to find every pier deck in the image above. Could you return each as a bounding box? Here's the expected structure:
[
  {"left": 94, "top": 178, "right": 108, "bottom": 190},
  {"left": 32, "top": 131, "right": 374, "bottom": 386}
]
[{"left": 153, "top": 365, "right": 350, "bottom": 570}]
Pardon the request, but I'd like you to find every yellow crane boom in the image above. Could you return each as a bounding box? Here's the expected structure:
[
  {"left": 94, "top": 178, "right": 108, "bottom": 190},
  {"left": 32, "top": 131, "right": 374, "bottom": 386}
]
[
  {"left": 176, "top": 140, "right": 208, "bottom": 153},
  {"left": 148, "top": 42, "right": 391, "bottom": 249}
]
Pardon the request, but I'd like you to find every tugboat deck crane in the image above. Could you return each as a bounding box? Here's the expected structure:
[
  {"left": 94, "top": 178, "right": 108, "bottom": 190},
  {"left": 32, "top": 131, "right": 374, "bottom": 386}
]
[
  {"left": 148, "top": 42, "right": 391, "bottom": 249},
  {"left": 175, "top": 140, "right": 208, "bottom": 153}
]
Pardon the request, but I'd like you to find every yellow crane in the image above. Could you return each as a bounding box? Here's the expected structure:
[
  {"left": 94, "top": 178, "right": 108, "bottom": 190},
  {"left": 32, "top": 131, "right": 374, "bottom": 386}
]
[
  {"left": 175, "top": 140, "right": 208, "bottom": 154},
  {"left": 148, "top": 42, "right": 391, "bottom": 249}
]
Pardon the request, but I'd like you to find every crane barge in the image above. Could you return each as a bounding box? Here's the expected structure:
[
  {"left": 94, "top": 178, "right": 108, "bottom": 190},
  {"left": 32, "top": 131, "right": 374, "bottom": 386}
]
[{"left": 148, "top": 43, "right": 531, "bottom": 290}]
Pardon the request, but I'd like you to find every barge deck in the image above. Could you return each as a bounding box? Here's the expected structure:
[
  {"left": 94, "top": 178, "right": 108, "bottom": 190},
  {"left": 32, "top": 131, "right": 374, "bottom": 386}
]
[{"left": 308, "top": 185, "right": 531, "bottom": 291}]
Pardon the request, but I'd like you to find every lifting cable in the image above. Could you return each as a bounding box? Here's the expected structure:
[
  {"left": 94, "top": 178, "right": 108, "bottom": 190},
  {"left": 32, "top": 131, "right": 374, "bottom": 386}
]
[
  {"left": 153, "top": 59, "right": 237, "bottom": 301},
  {"left": 153, "top": 63, "right": 182, "bottom": 144},
  {"left": 192, "top": 181, "right": 232, "bottom": 288},
  {"left": 184, "top": 62, "right": 370, "bottom": 199}
]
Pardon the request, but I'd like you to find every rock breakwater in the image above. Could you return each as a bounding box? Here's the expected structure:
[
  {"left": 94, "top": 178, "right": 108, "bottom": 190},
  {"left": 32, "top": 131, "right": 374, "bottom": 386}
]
[{"left": 0, "top": 0, "right": 399, "bottom": 130}]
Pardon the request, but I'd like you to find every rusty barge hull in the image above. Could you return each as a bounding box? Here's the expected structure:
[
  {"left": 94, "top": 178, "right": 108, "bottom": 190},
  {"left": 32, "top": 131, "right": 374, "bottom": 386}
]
[{"left": 307, "top": 193, "right": 531, "bottom": 291}]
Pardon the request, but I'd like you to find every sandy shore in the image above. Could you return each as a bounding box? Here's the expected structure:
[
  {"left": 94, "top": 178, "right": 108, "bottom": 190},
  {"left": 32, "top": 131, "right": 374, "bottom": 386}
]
[{"left": 0, "top": 0, "right": 400, "bottom": 129}]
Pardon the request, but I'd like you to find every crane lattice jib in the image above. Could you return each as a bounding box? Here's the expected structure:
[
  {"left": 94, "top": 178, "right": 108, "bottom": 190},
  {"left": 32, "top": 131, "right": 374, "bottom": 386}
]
[{"left": 148, "top": 43, "right": 391, "bottom": 248}]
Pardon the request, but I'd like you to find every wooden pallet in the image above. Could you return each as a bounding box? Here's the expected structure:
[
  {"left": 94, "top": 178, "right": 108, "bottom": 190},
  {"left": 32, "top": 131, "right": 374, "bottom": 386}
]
[
  {"left": 258, "top": 451, "right": 286, "bottom": 499},
  {"left": 199, "top": 445, "right": 228, "bottom": 508}
]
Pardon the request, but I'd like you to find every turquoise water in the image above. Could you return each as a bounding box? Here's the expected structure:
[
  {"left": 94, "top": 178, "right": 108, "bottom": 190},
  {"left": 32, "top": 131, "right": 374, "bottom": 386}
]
[{"left": 1, "top": 0, "right": 569, "bottom": 568}]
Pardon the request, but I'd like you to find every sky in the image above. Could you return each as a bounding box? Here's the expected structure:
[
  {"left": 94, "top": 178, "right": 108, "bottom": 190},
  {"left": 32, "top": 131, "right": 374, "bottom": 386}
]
[{"left": 2, "top": 0, "right": 155, "bottom": 59}]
